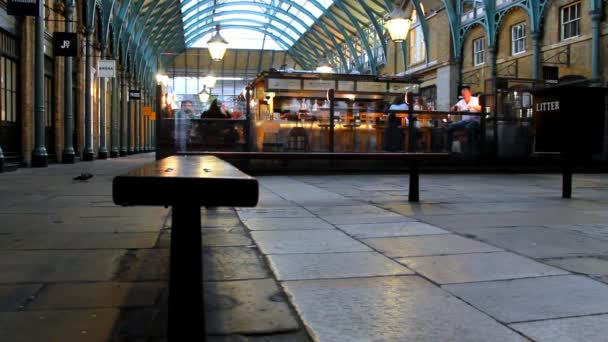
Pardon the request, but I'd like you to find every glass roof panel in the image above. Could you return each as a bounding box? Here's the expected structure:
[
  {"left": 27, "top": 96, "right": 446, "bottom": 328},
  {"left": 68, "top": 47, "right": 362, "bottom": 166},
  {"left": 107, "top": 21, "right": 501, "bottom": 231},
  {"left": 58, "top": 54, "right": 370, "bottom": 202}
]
[
  {"left": 189, "top": 28, "right": 286, "bottom": 50},
  {"left": 180, "top": 0, "right": 335, "bottom": 50}
]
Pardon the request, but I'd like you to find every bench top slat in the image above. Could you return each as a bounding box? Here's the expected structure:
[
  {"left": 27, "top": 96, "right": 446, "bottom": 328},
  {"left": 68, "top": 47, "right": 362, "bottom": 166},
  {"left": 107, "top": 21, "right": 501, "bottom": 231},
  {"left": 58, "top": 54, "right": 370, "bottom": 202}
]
[{"left": 113, "top": 156, "right": 259, "bottom": 207}]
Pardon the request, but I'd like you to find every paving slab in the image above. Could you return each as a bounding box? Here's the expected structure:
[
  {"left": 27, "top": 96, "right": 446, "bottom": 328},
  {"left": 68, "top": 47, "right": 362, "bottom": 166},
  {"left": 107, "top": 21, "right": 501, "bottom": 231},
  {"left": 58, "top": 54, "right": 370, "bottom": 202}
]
[
  {"left": 363, "top": 234, "right": 501, "bottom": 258},
  {"left": 251, "top": 230, "right": 371, "bottom": 255},
  {"left": 114, "top": 249, "right": 169, "bottom": 281},
  {"left": 0, "top": 284, "right": 42, "bottom": 311},
  {"left": 0, "top": 309, "right": 121, "bottom": 342},
  {"left": 207, "top": 330, "right": 310, "bottom": 342},
  {"left": 283, "top": 276, "right": 526, "bottom": 342},
  {"left": 0, "top": 232, "right": 159, "bottom": 250},
  {"left": 337, "top": 221, "right": 448, "bottom": 238},
  {"left": 267, "top": 252, "right": 413, "bottom": 280},
  {"left": 380, "top": 202, "right": 464, "bottom": 216},
  {"left": 27, "top": 282, "right": 164, "bottom": 309},
  {"left": 204, "top": 279, "right": 299, "bottom": 335},
  {"left": 115, "top": 247, "right": 270, "bottom": 282},
  {"left": 319, "top": 212, "right": 414, "bottom": 225},
  {"left": 237, "top": 207, "right": 314, "bottom": 220},
  {"left": 544, "top": 257, "right": 608, "bottom": 276},
  {"left": 158, "top": 229, "right": 251, "bottom": 248},
  {"left": 204, "top": 246, "right": 271, "bottom": 281},
  {"left": 242, "top": 217, "right": 334, "bottom": 231},
  {"left": 304, "top": 205, "right": 390, "bottom": 215},
  {"left": 399, "top": 252, "right": 568, "bottom": 284},
  {"left": 0, "top": 250, "right": 125, "bottom": 283},
  {"left": 466, "top": 226, "right": 608, "bottom": 259},
  {"left": 444, "top": 275, "right": 608, "bottom": 323},
  {"left": 510, "top": 314, "right": 608, "bottom": 342}
]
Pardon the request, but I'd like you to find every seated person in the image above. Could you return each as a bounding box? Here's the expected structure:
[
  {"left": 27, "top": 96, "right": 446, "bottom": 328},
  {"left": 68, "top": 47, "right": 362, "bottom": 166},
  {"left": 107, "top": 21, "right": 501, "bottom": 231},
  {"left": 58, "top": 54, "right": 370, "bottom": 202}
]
[
  {"left": 201, "top": 99, "right": 230, "bottom": 119},
  {"left": 388, "top": 95, "right": 409, "bottom": 125},
  {"left": 200, "top": 99, "right": 239, "bottom": 146},
  {"left": 384, "top": 96, "right": 407, "bottom": 152},
  {"left": 448, "top": 86, "right": 482, "bottom": 152}
]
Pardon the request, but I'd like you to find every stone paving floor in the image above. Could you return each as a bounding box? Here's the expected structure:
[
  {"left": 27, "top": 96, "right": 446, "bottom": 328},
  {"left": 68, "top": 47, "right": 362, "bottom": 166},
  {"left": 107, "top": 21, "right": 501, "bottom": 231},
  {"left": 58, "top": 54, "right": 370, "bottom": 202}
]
[
  {"left": 240, "top": 172, "right": 608, "bottom": 342},
  {"left": 0, "top": 155, "right": 308, "bottom": 342},
  {"left": 2, "top": 154, "right": 608, "bottom": 341}
]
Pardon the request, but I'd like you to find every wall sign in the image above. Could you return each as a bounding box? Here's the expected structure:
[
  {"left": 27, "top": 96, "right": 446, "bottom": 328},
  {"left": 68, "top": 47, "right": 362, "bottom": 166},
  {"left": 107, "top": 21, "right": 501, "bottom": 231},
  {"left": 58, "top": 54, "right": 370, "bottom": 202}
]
[
  {"left": 129, "top": 90, "right": 141, "bottom": 100},
  {"left": 97, "top": 60, "right": 116, "bottom": 78},
  {"left": 143, "top": 106, "right": 153, "bottom": 116},
  {"left": 356, "top": 81, "right": 387, "bottom": 93},
  {"left": 337, "top": 81, "right": 355, "bottom": 92},
  {"left": 53, "top": 32, "right": 78, "bottom": 57},
  {"left": 266, "top": 78, "right": 301, "bottom": 91},
  {"left": 303, "top": 79, "right": 335, "bottom": 91},
  {"left": 7, "top": 0, "right": 41, "bottom": 17}
]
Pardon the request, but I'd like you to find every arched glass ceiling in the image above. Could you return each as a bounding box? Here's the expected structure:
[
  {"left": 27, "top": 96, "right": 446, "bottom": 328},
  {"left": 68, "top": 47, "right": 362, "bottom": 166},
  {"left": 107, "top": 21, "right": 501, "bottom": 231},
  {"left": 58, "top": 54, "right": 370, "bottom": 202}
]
[{"left": 180, "top": 0, "right": 335, "bottom": 50}]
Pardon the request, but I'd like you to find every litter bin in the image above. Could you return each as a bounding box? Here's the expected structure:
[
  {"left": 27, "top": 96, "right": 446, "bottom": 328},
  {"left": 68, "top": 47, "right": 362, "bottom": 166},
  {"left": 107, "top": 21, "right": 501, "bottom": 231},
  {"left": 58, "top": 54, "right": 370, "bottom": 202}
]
[{"left": 496, "top": 120, "right": 531, "bottom": 158}]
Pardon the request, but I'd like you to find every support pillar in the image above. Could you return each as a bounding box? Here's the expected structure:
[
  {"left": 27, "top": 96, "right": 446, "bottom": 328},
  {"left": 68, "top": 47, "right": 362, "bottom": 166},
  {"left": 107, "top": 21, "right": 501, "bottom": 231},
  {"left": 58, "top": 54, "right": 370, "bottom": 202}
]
[
  {"left": 531, "top": 32, "right": 541, "bottom": 80},
  {"left": 82, "top": 28, "right": 94, "bottom": 161},
  {"left": 110, "top": 64, "right": 119, "bottom": 158},
  {"left": 488, "top": 46, "right": 497, "bottom": 81},
  {"left": 142, "top": 89, "right": 147, "bottom": 152},
  {"left": 453, "top": 57, "right": 462, "bottom": 103},
  {"left": 98, "top": 49, "right": 108, "bottom": 159},
  {"left": 120, "top": 67, "right": 128, "bottom": 156},
  {"left": 62, "top": 0, "right": 75, "bottom": 163},
  {"left": 32, "top": 7, "right": 48, "bottom": 167},
  {"left": 127, "top": 78, "right": 134, "bottom": 154},
  {"left": 135, "top": 83, "right": 140, "bottom": 153},
  {"left": 590, "top": 10, "right": 602, "bottom": 81}
]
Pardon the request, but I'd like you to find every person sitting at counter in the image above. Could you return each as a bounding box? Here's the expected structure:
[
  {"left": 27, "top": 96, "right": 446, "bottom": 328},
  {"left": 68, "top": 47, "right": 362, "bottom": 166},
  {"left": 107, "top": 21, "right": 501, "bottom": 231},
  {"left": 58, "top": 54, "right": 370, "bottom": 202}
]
[
  {"left": 200, "top": 99, "right": 239, "bottom": 146},
  {"left": 201, "top": 99, "right": 231, "bottom": 119},
  {"left": 448, "top": 86, "right": 482, "bottom": 152},
  {"left": 384, "top": 96, "right": 407, "bottom": 152}
]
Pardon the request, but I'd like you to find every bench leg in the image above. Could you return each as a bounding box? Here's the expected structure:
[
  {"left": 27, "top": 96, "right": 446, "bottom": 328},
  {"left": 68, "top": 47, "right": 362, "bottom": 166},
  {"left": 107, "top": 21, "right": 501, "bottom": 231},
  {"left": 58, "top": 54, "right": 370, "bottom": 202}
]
[
  {"left": 562, "top": 160, "right": 573, "bottom": 199},
  {"left": 408, "top": 161, "right": 420, "bottom": 202},
  {"left": 169, "top": 205, "right": 204, "bottom": 341}
]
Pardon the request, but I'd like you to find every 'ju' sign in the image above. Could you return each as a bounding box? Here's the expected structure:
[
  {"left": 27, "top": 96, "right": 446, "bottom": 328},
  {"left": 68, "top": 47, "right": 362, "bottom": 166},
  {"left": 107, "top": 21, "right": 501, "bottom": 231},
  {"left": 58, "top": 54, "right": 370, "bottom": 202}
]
[{"left": 53, "top": 32, "right": 78, "bottom": 57}]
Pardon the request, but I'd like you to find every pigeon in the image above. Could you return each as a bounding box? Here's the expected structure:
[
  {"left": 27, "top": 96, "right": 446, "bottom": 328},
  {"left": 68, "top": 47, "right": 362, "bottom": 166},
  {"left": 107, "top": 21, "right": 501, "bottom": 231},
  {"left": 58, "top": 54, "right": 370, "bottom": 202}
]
[{"left": 73, "top": 173, "right": 93, "bottom": 181}]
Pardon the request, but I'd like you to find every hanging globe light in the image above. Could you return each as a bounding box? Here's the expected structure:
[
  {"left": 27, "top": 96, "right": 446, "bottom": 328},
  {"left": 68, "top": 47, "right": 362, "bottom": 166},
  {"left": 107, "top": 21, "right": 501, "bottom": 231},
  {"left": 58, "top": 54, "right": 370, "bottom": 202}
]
[
  {"left": 207, "top": 25, "right": 228, "bottom": 61},
  {"left": 316, "top": 56, "right": 333, "bottom": 73},
  {"left": 385, "top": 7, "right": 412, "bottom": 42},
  {"left": 198, "top": 86, "right": 210, "bottom": 103}
]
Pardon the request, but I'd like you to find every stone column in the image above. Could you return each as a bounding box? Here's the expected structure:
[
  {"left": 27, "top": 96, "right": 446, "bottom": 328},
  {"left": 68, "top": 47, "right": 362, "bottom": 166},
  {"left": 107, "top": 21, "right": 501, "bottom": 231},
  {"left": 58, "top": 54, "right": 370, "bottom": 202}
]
[
  {"left": 32, "top": 2, "right": 48, "bottom": 167},
  {"left": 134, "top": 82, "right": 140, "bottom": 153},
  {"left": 61, "top": 0, "right": 75, "bottom": 163},
  {"left": 488, "top": 45, "right": 497, "bottom": 81},
  {"left": 590, "top": 10, "right": 602, "bottom": 81},
  {"left": 98, "top": 48, "right": 108, "bottom": 159},
  {"left": 127, "top": 78, "right": 134, "bottom": 154},
  {"left": 82, "top": 28, "right": 94, "bottom": 161},
  {"left": 110, "top": 61, "right": 119, "bottom": 157},
  {"left": 531, "top": 32, "right": 541, "bottom": 80},
  {"left": 120, "top": 67, "right": 128, "bottom": 156}
]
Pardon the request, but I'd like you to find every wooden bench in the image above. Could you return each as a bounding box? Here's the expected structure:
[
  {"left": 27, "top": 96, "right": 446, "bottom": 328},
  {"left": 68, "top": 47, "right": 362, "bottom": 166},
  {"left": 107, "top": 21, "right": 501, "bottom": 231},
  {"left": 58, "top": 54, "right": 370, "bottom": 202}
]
[
  {"left": 179, "top": 152, "right": 449, "bottom": 202},
  {"left": 112, "top": 155, "right": 259, "bottom": 341}
]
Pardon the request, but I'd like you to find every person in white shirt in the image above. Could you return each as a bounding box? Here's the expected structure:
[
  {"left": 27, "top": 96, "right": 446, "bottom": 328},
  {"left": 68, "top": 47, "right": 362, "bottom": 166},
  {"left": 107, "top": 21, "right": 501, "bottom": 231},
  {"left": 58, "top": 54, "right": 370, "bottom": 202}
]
[
  {"left": 384, "top": 95, "right": 408, "bottom": 151},
  {"left": 448, "top": 86, "right": 482, "bottom": 152}
]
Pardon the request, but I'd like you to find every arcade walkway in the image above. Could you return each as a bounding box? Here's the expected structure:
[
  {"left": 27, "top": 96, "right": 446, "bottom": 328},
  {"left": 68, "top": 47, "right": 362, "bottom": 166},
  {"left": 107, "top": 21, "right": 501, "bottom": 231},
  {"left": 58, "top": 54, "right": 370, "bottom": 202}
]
[{"left": 1, "top": 154, "right": 608, "bottom": 341}]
